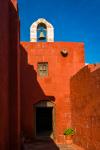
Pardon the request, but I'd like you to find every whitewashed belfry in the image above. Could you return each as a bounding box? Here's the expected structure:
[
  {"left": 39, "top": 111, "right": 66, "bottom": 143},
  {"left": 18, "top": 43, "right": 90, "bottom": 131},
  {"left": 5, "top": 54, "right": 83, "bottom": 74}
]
[{"left": 30, "top": 18, "right": 54, "bottom": 42}]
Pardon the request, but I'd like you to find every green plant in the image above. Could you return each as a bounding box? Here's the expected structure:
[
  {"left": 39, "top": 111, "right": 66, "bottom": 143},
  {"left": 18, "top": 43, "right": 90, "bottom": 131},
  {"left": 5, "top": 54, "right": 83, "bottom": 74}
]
[{"left": 64, "top": 128, "right": 75, "bottom": 136}]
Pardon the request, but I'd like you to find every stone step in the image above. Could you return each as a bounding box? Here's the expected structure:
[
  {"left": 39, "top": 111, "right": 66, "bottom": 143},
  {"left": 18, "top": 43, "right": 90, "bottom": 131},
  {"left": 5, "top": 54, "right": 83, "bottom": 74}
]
[
  {"left": 23, "top": 143, "right": 84, "bottom": 150},
  {"left": 22, "top": 139, "right": 85, "bottom": 150}
]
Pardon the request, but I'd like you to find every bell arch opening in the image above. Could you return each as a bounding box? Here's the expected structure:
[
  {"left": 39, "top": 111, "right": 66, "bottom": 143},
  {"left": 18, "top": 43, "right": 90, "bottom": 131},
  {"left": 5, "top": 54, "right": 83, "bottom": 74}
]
[
  {"left": 30, "top": 18, "right": 54, "bottom": 42},
  {"left": 37, "top": 23, "right": 47, "bottom": 42}
]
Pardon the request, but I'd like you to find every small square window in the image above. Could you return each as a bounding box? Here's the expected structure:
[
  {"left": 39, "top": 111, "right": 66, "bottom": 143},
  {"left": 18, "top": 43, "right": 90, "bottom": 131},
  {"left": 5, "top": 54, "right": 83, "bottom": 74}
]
[{"left": 38, "top": 62, "right": 48, "bottom": 76}]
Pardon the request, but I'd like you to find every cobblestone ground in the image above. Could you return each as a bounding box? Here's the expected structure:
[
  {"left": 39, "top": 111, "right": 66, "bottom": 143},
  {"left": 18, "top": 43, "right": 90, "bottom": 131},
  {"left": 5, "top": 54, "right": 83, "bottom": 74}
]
[{"left": 22, "top": 139, "right": 85, "bottom": 150}]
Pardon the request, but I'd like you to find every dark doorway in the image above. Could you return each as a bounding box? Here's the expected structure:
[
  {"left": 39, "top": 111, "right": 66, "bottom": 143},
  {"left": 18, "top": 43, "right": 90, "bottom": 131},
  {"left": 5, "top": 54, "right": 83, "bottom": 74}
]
[{"left": 36, "top": 107, "right": 53, "bottom": 137}]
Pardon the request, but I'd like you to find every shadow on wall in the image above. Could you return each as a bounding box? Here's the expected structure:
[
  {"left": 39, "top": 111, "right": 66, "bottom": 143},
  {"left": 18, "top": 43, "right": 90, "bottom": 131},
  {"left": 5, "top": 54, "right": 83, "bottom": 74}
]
[
  {"left": 20, "top": 44, "right": 55, "bottom": 138},
  {"left": 70, "top": 65, "right": 100, "bottom": 150}
]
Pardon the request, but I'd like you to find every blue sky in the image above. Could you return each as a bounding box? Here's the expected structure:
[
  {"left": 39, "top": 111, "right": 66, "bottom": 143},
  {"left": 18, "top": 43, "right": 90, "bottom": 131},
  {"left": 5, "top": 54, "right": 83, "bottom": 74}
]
[{"left": 18, "top": 0, "right": 100, "bottom": 63}]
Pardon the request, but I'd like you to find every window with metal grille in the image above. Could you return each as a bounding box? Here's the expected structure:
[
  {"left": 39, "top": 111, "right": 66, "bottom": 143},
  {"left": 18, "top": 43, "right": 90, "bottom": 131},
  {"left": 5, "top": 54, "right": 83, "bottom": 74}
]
[{"left": 38, "top": 62, "right": 48, "bottom": 76}]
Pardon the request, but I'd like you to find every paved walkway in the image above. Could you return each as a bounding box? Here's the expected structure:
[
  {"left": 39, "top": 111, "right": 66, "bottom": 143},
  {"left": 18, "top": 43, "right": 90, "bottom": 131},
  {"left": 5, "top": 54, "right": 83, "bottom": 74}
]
[{"left": 22, "top": 138, "right": 85, "bottom": 150}]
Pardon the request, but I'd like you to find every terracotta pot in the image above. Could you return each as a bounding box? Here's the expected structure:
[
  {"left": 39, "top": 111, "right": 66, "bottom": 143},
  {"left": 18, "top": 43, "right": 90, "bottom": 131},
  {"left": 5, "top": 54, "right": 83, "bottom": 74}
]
[{"left": 65, "top": 135, "right": 73, "bottom": 144}]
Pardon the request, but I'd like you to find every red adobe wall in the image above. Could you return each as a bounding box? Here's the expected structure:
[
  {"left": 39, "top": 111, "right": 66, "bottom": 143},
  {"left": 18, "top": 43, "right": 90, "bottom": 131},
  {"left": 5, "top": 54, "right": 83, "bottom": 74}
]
[
  {"left": 70, "top": 64, "right": 100, "bottom": 150},
  {"left": 9, "top": 0, "right": 20, "bottom": 149},
  {"left": 0, "top": 0, "right": 20, "bottom": 149},
  {"left": 0, "top": 0, "right": 10, "bottom": 149},
  {"left": 20, "top": 42, "right": 85, "bottom": 144}
]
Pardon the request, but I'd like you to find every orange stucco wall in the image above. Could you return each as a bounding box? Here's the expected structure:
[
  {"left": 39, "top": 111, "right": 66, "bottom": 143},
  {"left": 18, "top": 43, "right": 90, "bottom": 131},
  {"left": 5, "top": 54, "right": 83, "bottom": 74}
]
[
  {"left": 20, "top": 42, "right": 85, "bottom": 144},
  {"left": 1, "top": 0, "right": 100, "bottom": 149},
  {"left": 70, "top": 64, "right": 100, "bottom": 150}
]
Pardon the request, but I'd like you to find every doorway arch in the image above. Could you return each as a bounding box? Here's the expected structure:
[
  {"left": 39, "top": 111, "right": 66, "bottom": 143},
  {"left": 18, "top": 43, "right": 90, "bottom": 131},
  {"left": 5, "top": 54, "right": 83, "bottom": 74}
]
[{"left": 33, "top": 100, "right": 55, "bottom": 139}]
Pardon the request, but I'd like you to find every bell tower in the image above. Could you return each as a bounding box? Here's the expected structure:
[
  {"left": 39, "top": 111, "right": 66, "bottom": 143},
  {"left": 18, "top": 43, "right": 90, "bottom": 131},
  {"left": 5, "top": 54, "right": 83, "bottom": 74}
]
[{"left": 30, "top": 18, "right": 54, "bottom": 42}]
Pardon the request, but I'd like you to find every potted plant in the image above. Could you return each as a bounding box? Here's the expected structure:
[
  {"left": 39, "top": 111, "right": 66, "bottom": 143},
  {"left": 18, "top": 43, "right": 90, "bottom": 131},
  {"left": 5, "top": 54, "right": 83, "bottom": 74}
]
[{"left": 64, "top": 128, "right": 75, "bottom": 144}]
